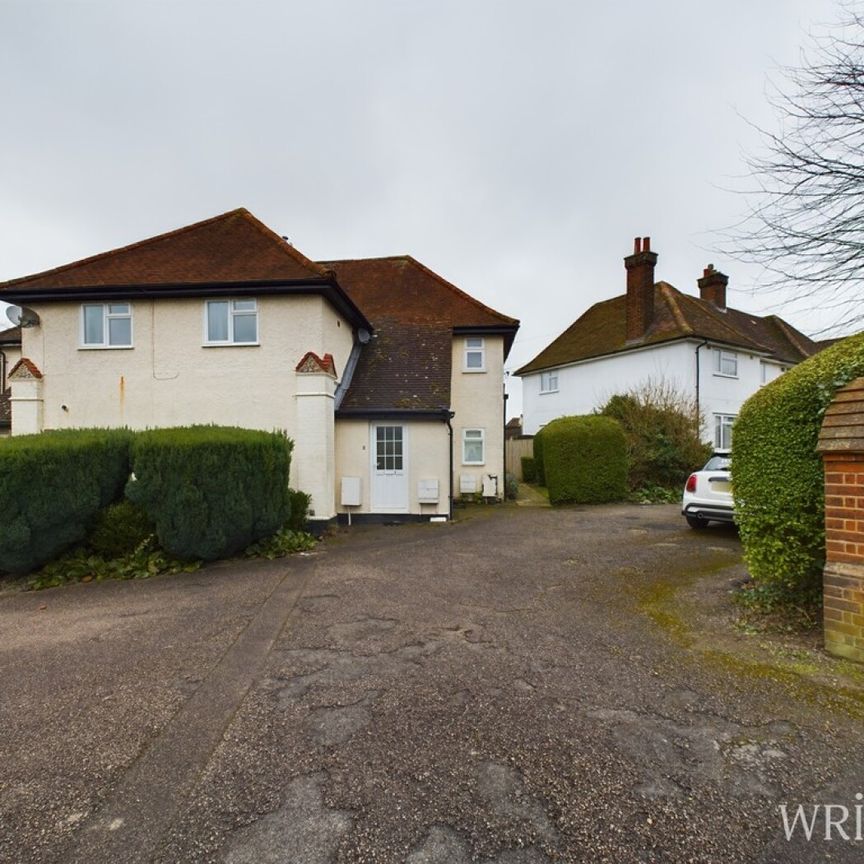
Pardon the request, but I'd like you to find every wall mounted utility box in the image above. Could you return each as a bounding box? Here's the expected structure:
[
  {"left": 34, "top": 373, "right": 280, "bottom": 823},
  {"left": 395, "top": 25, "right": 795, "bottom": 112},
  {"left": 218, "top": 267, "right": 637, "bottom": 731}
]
[
  {"left": 460, "top": 474, "right": 477, "bottom": 494},
  {"left": 418, "top": 479, "right": 439, "bottom": 503},
  {"left": 341, "top": 476, "right": 362, "bottom": 507}
]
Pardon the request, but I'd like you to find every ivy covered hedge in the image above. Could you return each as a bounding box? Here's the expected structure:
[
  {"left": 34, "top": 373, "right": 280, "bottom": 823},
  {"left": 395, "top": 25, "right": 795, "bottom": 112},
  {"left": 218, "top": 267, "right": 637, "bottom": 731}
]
[
  {"left": 0, "top": 425, "right": 295, "bottom": 573},
  {"left": 0, "top": 429, "right": 132, "bottom": 573},
  {"left": 541, "top": 415, "right": 628, "bottom": 505},
  {"left": 732, "top": 333, "right": 864, "bottom": 600}
]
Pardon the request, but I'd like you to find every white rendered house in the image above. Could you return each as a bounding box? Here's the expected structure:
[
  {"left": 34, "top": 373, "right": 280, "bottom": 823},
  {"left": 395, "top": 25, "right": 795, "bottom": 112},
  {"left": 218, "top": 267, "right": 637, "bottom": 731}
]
[
  {"left": 516, "top": 237, "right": 817, "bottom": 446},
  {"left": 0, "top": 209, "right": 518, "bottom": 526}
]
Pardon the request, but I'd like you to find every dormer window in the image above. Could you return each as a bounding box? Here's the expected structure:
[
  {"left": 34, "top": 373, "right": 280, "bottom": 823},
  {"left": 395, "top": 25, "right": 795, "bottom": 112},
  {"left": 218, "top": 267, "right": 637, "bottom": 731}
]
[
  {"left": 81, "top": 303, "right": 132, "bottom": 348},
  {"left": 205, "top": 299, "right": 258, "bottom": 345},
  {"left": 464, "top": 337, "right": 485, "bottom": 372}
]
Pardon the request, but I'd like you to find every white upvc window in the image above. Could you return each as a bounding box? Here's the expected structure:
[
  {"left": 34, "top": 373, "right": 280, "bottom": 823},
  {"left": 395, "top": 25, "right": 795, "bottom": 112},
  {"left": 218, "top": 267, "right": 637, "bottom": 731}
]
[
  {"left": 462, "top": 428, "right": 485, "bottom": 465},
  {"left": 714, "top": 414, "right": 735, "bottom": 449},
  {"left": 540, "top": 370, "right": 559, "bottom": 393},
  {"left": 204, "top": 299, "right": 258, "bottom": 345},
  {"left": 713, "top": 349, "right": 738, "bottom": 378},
  {"left": 464, "top": 337, "right": 485, "bottom": 371},
  {"left": 81, "top": 302, "right": 133, "bottom": 348}
]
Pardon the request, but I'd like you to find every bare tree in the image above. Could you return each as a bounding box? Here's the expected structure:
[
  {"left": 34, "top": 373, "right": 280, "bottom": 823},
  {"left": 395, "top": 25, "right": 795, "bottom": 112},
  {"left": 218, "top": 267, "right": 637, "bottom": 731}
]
[{"left": 727, "top": 6, "right": 864, "bottom": 332}]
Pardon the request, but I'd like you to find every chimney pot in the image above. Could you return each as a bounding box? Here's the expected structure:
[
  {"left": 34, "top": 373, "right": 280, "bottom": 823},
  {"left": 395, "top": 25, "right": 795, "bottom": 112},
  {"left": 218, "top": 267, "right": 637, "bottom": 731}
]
[
  {"left": 643, "top": 236, "right": 651, "bottom": 252},
  {"left": 633, "top": 237, "right": 641, "bottom": 254}
]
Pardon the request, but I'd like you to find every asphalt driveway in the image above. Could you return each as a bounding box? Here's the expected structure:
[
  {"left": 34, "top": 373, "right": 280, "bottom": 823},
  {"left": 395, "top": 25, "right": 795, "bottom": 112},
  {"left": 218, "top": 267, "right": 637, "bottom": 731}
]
[{"left": 2, "top": 504, "right": 863, "bottom": 863}]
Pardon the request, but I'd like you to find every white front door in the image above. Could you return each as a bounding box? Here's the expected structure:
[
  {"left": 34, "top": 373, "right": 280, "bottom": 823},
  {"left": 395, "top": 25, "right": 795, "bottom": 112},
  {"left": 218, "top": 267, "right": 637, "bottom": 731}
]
[{"left": 370, "top": 424, "right": 409, "bottom": 512}]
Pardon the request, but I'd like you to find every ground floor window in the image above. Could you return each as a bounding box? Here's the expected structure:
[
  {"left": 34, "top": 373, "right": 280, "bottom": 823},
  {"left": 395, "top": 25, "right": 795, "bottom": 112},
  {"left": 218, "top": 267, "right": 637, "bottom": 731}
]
[
  {"left": 462, "top": 428, "right": 485, "bottom": 465},
  {"left": 714, "top": 414, "right": 735, "bottom": 449}
]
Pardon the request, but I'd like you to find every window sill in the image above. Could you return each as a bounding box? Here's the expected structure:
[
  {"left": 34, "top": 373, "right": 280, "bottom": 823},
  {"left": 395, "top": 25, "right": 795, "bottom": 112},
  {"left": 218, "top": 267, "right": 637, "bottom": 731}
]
[
  {"left": 202, "top": 342, "right": 261, "bottom": 348},
  {"left": 462, "top": 368, "right": 486, "bottom": 373},
  {"left": 462, "top": 462, "right": 485, "bottom": 467},
  {"left": 712, "top": 372, "right": 738, "bottom": 379},
  {"left": 539, "top": 389, "right": 559, "bottom": 395},
  {"left": 79, "top": 345, "right": 134, "bottom": 350}
]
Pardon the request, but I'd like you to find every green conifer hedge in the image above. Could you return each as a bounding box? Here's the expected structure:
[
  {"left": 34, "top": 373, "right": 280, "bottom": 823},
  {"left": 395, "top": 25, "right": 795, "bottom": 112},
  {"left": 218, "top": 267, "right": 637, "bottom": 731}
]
[
  {"left": 0, "top": 429, "right": 132, "bottom": 573},
  {"left": 126, "top": 426, "right": 292, "bottom": 560},
  {"left": 541, "top": 415, "right": 628, "bottom": 505}
]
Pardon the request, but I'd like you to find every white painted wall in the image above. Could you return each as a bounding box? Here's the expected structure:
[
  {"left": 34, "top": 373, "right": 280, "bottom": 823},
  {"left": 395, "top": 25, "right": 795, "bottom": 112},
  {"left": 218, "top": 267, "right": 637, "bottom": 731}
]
[
  {"left": 521, "top": 339, "right": 793, "bottom": 446},
  {"left": 334, "top": 418, "right": 450, "bottom": 516},
  {"left": 450, "top": 335, "right": 506, "bottom": 498},
  {"left": 15, "top": 295, "right": 354, "bottom": 500}
]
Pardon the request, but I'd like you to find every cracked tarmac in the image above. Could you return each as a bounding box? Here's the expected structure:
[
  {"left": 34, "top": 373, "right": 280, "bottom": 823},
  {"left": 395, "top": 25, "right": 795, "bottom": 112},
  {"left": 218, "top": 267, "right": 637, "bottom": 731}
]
[{"left": 2, "top": 503, "right": 864, "bottom": 863}]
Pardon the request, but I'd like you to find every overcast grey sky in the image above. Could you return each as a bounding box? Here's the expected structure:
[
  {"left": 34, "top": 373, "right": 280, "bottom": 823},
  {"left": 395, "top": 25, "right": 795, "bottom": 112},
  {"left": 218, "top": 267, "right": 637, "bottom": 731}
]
[{"left": 0, "top": 0, "right": 844, "bottom": 415}]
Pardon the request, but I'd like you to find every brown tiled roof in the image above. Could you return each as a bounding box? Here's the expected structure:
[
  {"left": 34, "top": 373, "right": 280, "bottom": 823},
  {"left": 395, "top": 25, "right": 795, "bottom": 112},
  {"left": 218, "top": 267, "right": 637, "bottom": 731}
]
[
  {"left": 325, "top": 256, "right": 518, "bottom": 414},
  {"left": 0, "top": 326, "right": 21, "bottom": 346},
  {"left": 515, "top": 282, "right": 817, "bottom": 375},
  {"left": 322, "top": 256, "right": 518, "bottom": 329},
  {"left": 338, "top": 320, "right": 452, "bottom": 413},
  {"left": 0, "top": 209, "right": 328, "bottom": 291}
]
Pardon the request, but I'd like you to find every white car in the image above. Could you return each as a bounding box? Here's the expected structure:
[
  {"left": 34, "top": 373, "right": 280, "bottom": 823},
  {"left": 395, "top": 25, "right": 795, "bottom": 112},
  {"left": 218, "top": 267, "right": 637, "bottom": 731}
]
[{"left": 682, "top": 451, "right": 734, "bottom": 529}]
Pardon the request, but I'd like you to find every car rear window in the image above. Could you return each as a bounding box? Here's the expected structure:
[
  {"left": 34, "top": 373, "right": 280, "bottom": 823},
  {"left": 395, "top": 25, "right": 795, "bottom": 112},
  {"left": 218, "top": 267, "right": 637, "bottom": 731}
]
[{"left": 703, "top": 455, "right": 731, "bottom": 471}]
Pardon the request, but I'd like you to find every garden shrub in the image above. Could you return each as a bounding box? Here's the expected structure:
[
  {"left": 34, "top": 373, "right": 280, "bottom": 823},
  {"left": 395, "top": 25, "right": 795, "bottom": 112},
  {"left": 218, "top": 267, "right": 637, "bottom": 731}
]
[
  {"left": 542, "top": 415, "right": 628, "bottom": 505},
  {"left": 521, "top": 456, "right": 537, "bottom": 483},
  {"left": 127, "top": 426, "right": 292, "bottom": 561},
  {"left": 732, "top": 332, "right": 864, "bottom": 602},
  {"left": 505, "top": 472, "right": 519, "bottom": 500},
  {"left": 600, "top": 383, "right": 710, "bottom": 490},
  {"left": 0, "top": 428, "right": 132, "bottom": 573},
  {"left": 88, "top": 499, "right": 155, "bottom": 559},
  {"left": 532, "top": 428, "right": 548, "bottom": 486},
  {"left": 287, "top": 488, "right": 311, "bottom": 531}
]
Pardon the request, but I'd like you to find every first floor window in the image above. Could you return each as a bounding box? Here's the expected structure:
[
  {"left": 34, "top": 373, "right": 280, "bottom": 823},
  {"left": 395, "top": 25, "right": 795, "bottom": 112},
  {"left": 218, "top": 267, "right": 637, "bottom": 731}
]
[
  {"left": 714, "top": 414, "right": 735, "bottom": 449},
  {"left": 464, "top": 337, "right": 485, "bottom": 371},
  {"left": 540, "top": 370, "right": 559, "bottom": 393},
  {"left": 462, "top": 428, "right": 485, "bottom": 464},
  {"left": 205, "top": 298, "right": 258, "bottom": 344},
  {"left": 713, "top": 349, "right": 738, "bottom": 378},
  {"left": 81, "top": 302, "right": 132, "bottom": 347}
]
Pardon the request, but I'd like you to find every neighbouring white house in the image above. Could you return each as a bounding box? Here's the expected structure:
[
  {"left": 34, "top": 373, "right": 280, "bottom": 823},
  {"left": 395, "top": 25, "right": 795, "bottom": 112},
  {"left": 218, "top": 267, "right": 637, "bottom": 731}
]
[
  {"left": 515, "top": 237, "right": 818, "bottom": 447},
  {"left": 0, "top": 208, "right": 518, "bottom": 526}
]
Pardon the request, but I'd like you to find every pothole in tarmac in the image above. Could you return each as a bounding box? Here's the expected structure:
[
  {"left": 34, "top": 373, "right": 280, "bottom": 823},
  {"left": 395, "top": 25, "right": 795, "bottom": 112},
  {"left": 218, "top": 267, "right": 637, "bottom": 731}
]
[
  {"left": 222, "top": 773, "right": 351, "bottom": 864},
  {"left": 407, "top": 825, "right": 550, "bottom": 863},
  {"left": 306, "top": 691, "right": 382, "bottom": 746},
  {"left": 585, "top": 706, "right": 797, "bottom": 798}
]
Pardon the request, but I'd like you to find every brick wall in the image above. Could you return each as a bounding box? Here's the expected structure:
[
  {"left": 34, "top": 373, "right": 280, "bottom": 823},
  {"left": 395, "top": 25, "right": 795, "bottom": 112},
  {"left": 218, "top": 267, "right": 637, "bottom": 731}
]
[{"left": 818, "top": 378, "right": 864, "bottom": 661}]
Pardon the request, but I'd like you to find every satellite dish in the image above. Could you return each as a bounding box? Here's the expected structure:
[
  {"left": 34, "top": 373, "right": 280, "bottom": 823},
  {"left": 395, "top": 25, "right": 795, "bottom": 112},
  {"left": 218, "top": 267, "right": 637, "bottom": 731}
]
[
  {"left": 357, "top": 328, "right": 371, "bottom": 345},
  {"left": 6, "top": 306, "right": 21, "bottom": 326},
  {"left": 18, "top": 307, "right": 40, "bottom": 328}
]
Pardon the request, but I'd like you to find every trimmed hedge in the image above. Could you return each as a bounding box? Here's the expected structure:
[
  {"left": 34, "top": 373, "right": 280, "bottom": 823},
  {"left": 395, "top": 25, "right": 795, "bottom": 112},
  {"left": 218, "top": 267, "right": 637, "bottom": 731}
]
[
  {"left": 521, "top": 456, "right": 537, "bottom": 483},
  {"left": 732, "top": 332, "right": 864, "bottom": 599},
  {"left": 0, "top": 429, "right": 132, "bottom": 573},
  {"left": 542, "top": 415, "right": 628, "bottom": 505},
  {"left": 533, "top": 428, "right": 548, "bottom": 486},
  {"left": 126, "top": 426, "right": 292, "bottom": 560}
]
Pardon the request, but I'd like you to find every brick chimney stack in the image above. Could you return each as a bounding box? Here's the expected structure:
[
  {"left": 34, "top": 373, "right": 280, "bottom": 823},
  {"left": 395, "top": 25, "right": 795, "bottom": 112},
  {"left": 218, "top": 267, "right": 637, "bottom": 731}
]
[
  {"left": 698, "top": 264, "right": 728, "bottom": 310},
  {"left": 624, "top": 236, "right": 658, "bottom": 341}
]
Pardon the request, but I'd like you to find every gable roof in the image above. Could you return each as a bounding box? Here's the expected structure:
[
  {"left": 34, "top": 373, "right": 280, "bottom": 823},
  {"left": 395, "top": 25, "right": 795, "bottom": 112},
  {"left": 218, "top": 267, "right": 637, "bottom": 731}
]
[
  {"left": 515, "top": 282, "right": 816, "bottom": 375},
  {"left": 323, "top": 256, "right": 518, "bottom": 415},
  {"left": 0, "top": 209, "right": 329, "bottom": 292}
]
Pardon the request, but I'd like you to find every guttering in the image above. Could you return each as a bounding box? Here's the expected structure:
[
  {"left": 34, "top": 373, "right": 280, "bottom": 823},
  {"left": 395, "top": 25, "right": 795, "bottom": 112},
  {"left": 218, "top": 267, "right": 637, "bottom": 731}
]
[
  {"left": 695, "top": 338, "right": 709, "bottom": 432},
  {"left": 335, "top": 408, "right": 452, "bottom": 421},
  {"left": 0, "top": 277, "right": 374, "bottom": 334}
]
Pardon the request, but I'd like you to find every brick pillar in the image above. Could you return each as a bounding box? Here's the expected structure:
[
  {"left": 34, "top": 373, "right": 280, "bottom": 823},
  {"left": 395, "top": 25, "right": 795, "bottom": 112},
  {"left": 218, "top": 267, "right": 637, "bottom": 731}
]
[{"left": 817, "top": 377, "right": 864, "bottom": 661}]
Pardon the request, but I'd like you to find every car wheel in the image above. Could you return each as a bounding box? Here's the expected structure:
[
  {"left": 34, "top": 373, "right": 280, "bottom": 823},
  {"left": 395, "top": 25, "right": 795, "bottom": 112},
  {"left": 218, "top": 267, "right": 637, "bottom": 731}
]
[{"left": 686, "top": 515, "right": 707, "bottom": 530}]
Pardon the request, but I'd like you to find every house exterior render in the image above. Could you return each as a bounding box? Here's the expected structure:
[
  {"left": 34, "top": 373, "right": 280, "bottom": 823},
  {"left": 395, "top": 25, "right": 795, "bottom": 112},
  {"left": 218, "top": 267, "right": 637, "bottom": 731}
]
[
  {"left": 0, "top": 209, "right": 518, "bottom": 524},
  {"left": 516, "top": 237, "right": 817, "bottom": 446}
]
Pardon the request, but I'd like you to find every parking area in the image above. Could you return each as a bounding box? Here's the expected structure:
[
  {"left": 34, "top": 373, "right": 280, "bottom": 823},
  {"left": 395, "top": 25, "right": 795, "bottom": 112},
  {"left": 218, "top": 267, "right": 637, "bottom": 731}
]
[{"left": 2, "top": 504, "right": 863, "bottom": 863}]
